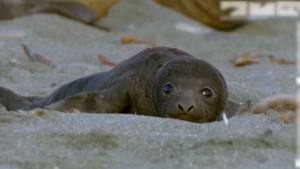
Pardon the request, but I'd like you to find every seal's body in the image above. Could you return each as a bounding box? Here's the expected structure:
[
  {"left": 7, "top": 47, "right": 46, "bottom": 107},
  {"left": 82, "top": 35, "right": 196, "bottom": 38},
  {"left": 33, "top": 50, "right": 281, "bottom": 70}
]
[{"left": 0, "top": 47, "right": 228, "bottom": 123}]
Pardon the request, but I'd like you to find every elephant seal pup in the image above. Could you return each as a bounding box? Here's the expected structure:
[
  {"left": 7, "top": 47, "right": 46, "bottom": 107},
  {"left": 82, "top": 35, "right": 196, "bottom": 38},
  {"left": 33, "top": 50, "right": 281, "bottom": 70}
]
[{"left": 0, "top": 47, "right": 228, "bottom": 123}]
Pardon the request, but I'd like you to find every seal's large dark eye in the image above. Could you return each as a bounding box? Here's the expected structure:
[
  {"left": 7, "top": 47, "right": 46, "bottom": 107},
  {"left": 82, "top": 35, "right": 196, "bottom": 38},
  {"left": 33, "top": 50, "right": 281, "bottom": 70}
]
[
  {"left": 201, "top": 88, "right": 213, "bottom": 98},
  {"left": 163, "top": 84, "right": 174, "bottom": 96}
]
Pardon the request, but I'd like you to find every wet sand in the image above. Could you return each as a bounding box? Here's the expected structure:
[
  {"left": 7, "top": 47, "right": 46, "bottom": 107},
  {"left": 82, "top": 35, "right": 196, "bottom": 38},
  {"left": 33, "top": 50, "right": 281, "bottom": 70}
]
[{"left": 0, "top": 0, "right": 297, "bottom": 168}]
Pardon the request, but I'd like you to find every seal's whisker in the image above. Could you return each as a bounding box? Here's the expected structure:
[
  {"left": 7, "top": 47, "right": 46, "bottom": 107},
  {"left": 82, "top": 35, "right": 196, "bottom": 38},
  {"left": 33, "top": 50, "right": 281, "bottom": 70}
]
[{"left": 222, "top": 112, "right": 228, "bottom": 127}]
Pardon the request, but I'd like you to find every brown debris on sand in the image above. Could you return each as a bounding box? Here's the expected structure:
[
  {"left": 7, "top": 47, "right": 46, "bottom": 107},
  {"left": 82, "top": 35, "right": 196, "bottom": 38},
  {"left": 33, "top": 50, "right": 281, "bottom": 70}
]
[
  {"left": 253, "top": 95, "right": 297, "bottom": 114},
  {"left": 121, "top": 37, "right": 156, "bottom": 46},
  {"left": 279, "top": 112, "right": 296, "bottom": 124},
  {"left": 97, "top": 54, "right": 118, "bottom": 66},
  {"left": 21, "top": 44, "right": 61, "bottom": 71},
  {"left": 253, "top": 95, "right": 297, "bottom": 124},
  {"left": 230, "top": 53, "right": 261, "bottom": 67},
  {"left": 230, "top": 53, "right": 296, "bottom": 67},
  {"left": 269, "top": 55, "right": 295, "bottom": 65}
]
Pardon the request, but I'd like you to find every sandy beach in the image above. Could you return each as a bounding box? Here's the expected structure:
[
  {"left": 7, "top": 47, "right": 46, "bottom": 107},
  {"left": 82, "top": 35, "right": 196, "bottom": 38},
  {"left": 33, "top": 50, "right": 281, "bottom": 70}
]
[{"left": 0, "top": 0, "right": 297, "bottom": 168}]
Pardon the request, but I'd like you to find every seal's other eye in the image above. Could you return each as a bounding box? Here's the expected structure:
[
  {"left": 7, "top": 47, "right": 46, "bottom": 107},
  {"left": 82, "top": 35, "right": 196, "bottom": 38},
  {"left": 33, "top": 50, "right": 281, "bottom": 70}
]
[
  {"left": 163, "top": 84, "right": 174, "bottom": 96},
  {"left": 201, "top": 88, "right": 213, "bottom": 98}
]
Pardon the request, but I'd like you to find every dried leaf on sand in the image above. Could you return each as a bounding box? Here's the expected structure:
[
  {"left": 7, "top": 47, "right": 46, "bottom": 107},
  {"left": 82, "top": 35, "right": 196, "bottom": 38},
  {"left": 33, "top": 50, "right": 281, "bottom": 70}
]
[
  {"left": 230, "top": 53, "right": 260, "bottom": 67},
  {"left": 21, "top": 44, "right": 61, "bottom": 71},
  {"left": 97, "top": 54, "right": 118, "bottom": 66},
  {"left": 269, "top": 55, "right": 295, "bottom": 65},
  {"left": 121, "top": 37, "right": 156, "bottom": 46}
]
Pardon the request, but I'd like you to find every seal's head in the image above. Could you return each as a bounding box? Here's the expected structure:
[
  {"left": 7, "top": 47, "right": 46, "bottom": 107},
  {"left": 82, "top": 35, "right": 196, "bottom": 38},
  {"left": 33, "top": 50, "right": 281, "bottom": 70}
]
[{"left": 152, "top": 57, "right": 228, "bottom": 123}]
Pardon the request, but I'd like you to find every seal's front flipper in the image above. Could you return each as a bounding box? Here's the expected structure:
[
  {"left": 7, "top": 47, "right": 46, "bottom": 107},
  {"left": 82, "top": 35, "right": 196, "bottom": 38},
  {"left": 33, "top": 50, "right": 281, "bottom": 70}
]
[
  {"left": 0, "top": 86, "right": 35, "bottom": 111},
  {"left": 25, "top": 0, "right": 99, "bottom": 24},
  {"left": 45, "top": 90, "right": 130, "bottom": 113},
  {"left": 220, "top": 100, "right": 252, "bottom": 120},
  {"left": 45, "top": 92, "right": 106, "bottom": 113},
  {"left": 44, "top": 71, "right": 135, "bottom": 113}
]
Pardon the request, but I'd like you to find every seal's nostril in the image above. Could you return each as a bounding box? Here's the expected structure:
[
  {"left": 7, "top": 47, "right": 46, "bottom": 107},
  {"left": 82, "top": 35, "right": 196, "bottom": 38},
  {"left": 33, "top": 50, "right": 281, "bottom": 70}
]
[
  {"left": 177, "top": 104, "right": 184, "bottom": 111},
  {"left": 188, "top": 105, "right": 194, "bottom": 112}
]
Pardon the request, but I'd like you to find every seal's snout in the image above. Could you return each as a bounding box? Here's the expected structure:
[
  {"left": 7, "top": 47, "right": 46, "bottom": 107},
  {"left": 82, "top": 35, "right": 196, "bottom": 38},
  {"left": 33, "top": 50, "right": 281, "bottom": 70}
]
[
  {"left": 174, "top": 92, "right": 197, "bottom": 115},
  {"left": 177, "top": 102, "right": 195, "bottom": 114}
]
